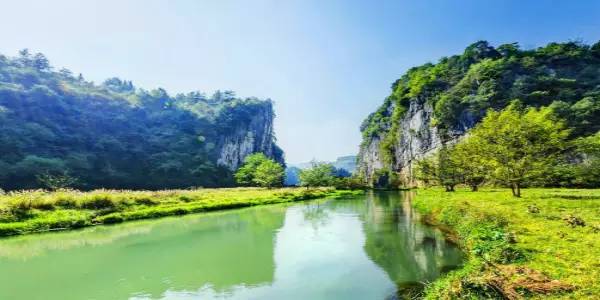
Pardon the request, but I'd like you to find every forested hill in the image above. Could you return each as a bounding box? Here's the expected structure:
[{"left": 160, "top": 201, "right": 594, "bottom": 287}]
[
  {"left": 0, "top": 50, "right": 283, "bottom": 190},
  {"left": 358, "top": 40, "right": 600, "bottom": 186}
]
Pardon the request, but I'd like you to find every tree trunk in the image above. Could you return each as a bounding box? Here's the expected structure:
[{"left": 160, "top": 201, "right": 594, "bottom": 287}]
[
  {"left": 511, "top": 182, "right": 521, "bottom": 197},
  {"left": 445, "top": 185, "right": 455, "bottom": 192},
  {"left": 471, "top": 185, "right": 478, "bottom": 192}
]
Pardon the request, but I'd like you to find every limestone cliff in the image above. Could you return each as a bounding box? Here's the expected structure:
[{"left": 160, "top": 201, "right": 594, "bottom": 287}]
[
  {"left": 358, "top": 99, "right": 473, "bottom": 187},
  {"left": 216, "top": 101, "right": 284, "bottom": 170},
  {"left": 355, "top": 40, "right": 600, "bottom": 187}
]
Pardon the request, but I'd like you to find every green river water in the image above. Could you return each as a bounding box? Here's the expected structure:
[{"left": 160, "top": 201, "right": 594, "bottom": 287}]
[{"left": 0, "top": 191, "right": 463, "bottom": 299}]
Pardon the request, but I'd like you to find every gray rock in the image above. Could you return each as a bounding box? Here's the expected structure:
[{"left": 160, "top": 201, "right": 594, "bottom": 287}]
[
  {"left": 216, "top": 102, "right": 283, "bottom": 170},
  {"left": 358, "top": 100, "right": 472, "bottom": 186}
]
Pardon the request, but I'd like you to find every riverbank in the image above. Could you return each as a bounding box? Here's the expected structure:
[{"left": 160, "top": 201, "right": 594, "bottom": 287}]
[
  {"left": 0, "top": 187, "right": 362, "bottom": 237},
  {"left": 411, "top": 188, "right": 600, "bottom": 299}
]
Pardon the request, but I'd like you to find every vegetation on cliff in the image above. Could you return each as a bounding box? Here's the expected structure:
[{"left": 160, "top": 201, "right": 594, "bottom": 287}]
[
  {"left": 0, "top": 49, "right": 283, "bottom": 190},
  {"left": 360, "top": 40, "right": 600, "bottom": 186},
  {"left": 412, "top": 188, "right": 600, "bottom": 299},
  {"left": 415, "top": 103, "right": 598, "bottom": 195}
]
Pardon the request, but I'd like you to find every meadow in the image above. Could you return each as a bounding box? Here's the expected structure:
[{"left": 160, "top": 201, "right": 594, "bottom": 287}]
[
  {"left": 0, "top": 187, "right": 362, "bottom": 236},
  {"left": 412, "top": 188, "right": 600, "bottom": 299}
]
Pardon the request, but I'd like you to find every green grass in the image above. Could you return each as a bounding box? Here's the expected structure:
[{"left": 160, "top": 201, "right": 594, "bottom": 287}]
[
  {"left": 0, "top": 187, "right": 362, "bottom": 236},
  {"left": 411, "top": 188, "right": 600, "bottom": 299}
]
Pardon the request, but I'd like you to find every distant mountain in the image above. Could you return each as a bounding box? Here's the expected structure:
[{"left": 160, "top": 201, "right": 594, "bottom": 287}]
[
  {"left": 332, "top": 155, "right": 357, "bottom": 173},
  {"left": 285, "top": 155, "right": 357, "bottom": 186},
  {"left": 0, "top": 50, "right": 283, "bottom": 190}
]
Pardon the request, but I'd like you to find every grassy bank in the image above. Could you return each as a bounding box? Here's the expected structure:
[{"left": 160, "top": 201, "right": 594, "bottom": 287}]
[
  {"left": 412, "top": 188, "right": 600, "bottom": 299},
  {"left": 0, "top": 187, "right": 362, "bottom": 237}
]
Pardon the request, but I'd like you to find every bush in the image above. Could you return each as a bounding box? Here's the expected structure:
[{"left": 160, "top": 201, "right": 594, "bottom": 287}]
[
  {"left": 134, "top": 197, "right": 159, "bottom": 206},
  {"left": 54, "top": 194, "right": 78, "bottom": 208},
  {"left": 99, "top": 214, "right": 124, "bottom": 224},
  {"left": 0, "top": 223, "right": 27, "bottom": 236},
  {"left": 79, "top": 194, "right": 116, "bottom": 209}
]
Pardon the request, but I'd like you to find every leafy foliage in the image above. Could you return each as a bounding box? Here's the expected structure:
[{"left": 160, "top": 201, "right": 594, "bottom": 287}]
[
  {"left": 415, "top": 145, "right": 462, "bottom": 192},
  {"left": 250, "top": 159, "right": 284, "bottom": 188},
  {"left": 234, "top": 153, "right": 284, "bottom": 188},
  {"left": 234, "top": 153, "right": 269, "bottom": 186},
  {"left": 451, "top": 137, "right": 490, "bottom": 191},
  {"left": 298, "top": 162, "right": 336, "bottom": 188},
  {"left": 468, "top": 103, "right": 570, "bottom": 196},
  {"left": 418, "top": 104, "right": 572, "bottom": 196},
  {"left": 0, "top": 50, "right": 282, "bottom": 190},
  {"left": 361, "top": 40, "right": 600, "bottom": 167},
  {"left": 570, "top": 131, "right": 600, "bottom": 187}
]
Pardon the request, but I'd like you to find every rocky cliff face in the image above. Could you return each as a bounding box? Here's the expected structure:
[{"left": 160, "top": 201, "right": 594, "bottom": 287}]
[
  {"left": 216, "top": 102, "right": 283, "bottom": 170},
  {"left": 358, "top": 100, "right": 474, "bottom": 187},
  {"left": 358, "top": 40, "right": 600, "bottom": 188}
]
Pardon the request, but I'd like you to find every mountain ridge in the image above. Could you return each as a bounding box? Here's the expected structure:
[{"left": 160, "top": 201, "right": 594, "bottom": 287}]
[{"left": 358, "top": 40, "right": 600, "bottom": 187}]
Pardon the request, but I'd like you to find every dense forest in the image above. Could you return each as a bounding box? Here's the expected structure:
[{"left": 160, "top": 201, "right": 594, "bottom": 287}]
[
  {"left": 359, "top": 40, "right": 600, "bottom": 187},
  {"left": 0, "top": 50, "right": 283, "bottom": 190}
]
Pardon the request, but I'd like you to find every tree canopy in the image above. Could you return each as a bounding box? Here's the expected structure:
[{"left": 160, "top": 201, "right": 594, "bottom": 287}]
[
  {"left": 234, "top": 153, "right": 284, "bottom": 188},
  {"left": 298, "top": 162, "right": 336, "bottom": 188},
  {"left": 361, "top": 40, "right": 600, "bottom": 168},
  {"left": 0, "top": 50, "right": 283, "bottom": 190},
  {"left": 466, "top": 103, "right": 570, "bottom": 196},
  {"left": 417, "top": 103, "right": 574, "bottom": 196}
]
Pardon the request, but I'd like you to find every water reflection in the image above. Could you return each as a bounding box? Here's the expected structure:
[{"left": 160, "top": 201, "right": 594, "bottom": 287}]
[
  {"left": 0, "top": 192, "right": 462, "bottom": 299},
  {"left": 0, "top": 206, "right": 287, "bottom": 300},
  {"left": 361, "top": 191, "right": 463, "bottom": 287}
]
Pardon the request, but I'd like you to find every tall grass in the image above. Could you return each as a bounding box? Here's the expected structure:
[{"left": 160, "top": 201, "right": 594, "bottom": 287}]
[{"left": 0, "top": 187, "right": 361, "bottom": 236}]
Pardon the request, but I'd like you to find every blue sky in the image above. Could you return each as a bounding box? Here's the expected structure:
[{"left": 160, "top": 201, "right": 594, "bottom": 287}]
[{"left": 1, "top": 0, "right": 599, "bottom": 163}]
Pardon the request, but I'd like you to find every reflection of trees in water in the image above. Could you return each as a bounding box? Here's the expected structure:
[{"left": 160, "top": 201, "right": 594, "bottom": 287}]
[
  {"left": 0, "top": 206, "right": 287, "bottom": 300},
  {"left": 360, "top": 191, "right": 463, "bottom": 287},
  {"left": 301, "top": 200, "right": 332, "bottom": 230}
]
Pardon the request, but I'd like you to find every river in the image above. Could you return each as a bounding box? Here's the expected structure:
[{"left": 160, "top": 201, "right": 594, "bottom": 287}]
[{"left": 0, "top": 191, "right": 463, "bottom": 299}]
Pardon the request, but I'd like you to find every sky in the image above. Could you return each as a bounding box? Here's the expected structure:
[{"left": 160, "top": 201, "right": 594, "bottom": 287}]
[{"left": 1, "top": 1, "right": 599, "bottom": 164}]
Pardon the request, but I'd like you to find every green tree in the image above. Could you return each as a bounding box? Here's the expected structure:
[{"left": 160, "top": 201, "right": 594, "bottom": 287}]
[
  {"left": 234, "top": 153, "right": 284, "bottom": 188},
  {"left": 451, "top": 137, "right": 491, "bottom": 191},
  {"left": 0, "top": 50, "right": 283, "bottom": 190},
  {"left": 414, "top": 146, "right": 462, "bottom": 192},
  {"left": 572, "top": 131, "right": 600, "bottom": 187},
  {"left": 437, "top": 146, "right": 462, "bottom": 192},
  {"left": 253, "top": 159, "right": 284, "bottom": 188},
  {"left": 414, "top": 156, "right": 438, "bottom": 187},
  {"left": 299, "top": 162, "right": 335, "bottom": 188},
  {"left": 332, "top": 176, "right": 365, "bottom": 190},
  {"left": 470, "top": 103, "right": 570, "bottom": 197},
  {"left": 234, "top": 153, "right": 269, "bottom": 186}
]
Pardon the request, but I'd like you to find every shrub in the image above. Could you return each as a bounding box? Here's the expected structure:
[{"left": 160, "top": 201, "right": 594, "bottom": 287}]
[
  {"left": 99, "top": 214, "right": 124, "bottom": 224},
  {"left": 134, "top": 197, "right": 159, "bottom": 206},
  {"left": 0, "top": 223, "right": 26, "bottom": 236},
  {"left": 79, "top": 194, "right": 116, "bottom": 209}
]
